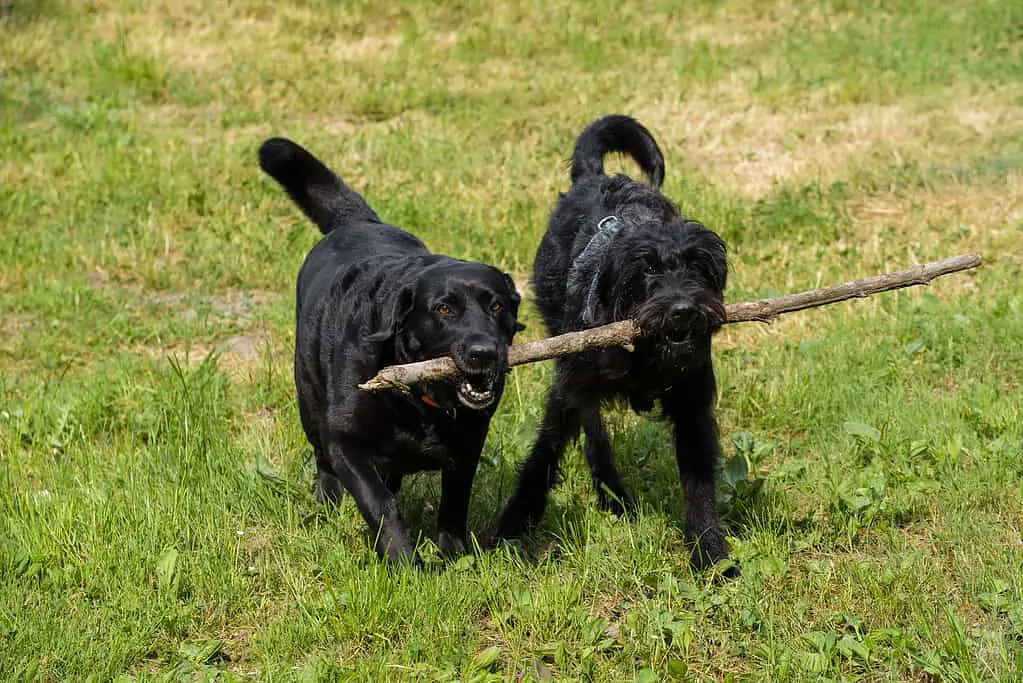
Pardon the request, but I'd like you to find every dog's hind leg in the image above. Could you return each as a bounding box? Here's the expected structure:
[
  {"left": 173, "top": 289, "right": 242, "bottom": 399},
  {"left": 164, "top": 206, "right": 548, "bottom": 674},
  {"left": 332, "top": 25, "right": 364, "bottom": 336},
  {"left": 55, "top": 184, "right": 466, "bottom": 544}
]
[
  {"left": 495, "top": 382, "right": 580, "bottom": 539},
  {"left": 384, "top": 472, "right": 403, "bottom": 495},
  {"left": 664, "top": 368, "right": 734, "bottom": 574},
  {"left": 298, "top": 382, "right": 343, "bottom": 504},
  {"left": 315, "top": 449, "right": 345, "bottom": 504},
  {"left": 580, "top": 405, "right": 633, "bottom": 516}
]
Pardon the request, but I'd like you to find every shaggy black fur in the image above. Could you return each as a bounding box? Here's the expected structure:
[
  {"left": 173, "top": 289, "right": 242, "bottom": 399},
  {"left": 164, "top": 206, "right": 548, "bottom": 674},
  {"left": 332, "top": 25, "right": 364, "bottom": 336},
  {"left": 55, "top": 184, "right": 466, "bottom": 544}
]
[
  {"left": 259, "top": 137, "right": 524, "bottom": 566},
  {"left": 495, "top": 115, "right": 734, "bottom": 572}
]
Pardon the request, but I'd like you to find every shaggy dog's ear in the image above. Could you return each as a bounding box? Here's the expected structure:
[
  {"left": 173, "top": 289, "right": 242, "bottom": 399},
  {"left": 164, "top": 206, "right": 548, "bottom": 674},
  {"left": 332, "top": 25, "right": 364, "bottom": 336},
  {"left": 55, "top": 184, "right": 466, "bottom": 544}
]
[
  {"left": 698, "top": 230, "right": 728, "bottom": 292},
  {"left": 502, "top": 272, "right": 527, "bottom": 333},
  {"left": 365, "top": 285, "right": 415, "bottom": 343}
]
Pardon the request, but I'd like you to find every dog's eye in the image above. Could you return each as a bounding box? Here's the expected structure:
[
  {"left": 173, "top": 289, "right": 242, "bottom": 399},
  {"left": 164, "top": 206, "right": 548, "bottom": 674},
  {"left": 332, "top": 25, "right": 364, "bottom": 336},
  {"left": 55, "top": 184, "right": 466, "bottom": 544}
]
[
  {"left": 490, "top": 301, "right": 503, "bottom": 313},
  {"left": 645, "top": 264, "right": 657, "bottom": 275},
  {"left": 433, "top": 303, "right": 453, "bottom": 316}
]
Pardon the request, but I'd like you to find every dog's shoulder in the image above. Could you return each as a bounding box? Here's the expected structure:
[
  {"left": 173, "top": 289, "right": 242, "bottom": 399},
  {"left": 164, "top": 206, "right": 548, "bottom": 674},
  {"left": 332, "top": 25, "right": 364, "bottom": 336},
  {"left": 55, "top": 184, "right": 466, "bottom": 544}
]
[
  {"left": 298, "top": 218, "right": 429, "bottom": 302},
  {"left": 296, "top": 222, "right": 431, "bottom": 380}
]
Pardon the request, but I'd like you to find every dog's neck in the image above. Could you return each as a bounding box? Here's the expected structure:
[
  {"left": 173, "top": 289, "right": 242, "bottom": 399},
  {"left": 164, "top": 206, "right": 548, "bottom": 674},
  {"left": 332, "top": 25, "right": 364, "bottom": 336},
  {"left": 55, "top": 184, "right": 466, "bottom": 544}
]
[{"left": 567, "top": 215, "right": 620, "bottom": 326}]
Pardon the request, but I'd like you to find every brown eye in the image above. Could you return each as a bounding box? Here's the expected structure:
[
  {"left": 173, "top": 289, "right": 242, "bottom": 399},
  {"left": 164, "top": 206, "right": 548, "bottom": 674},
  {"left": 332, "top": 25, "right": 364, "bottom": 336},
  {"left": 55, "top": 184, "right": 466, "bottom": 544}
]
[
  {"left": 490, "top": 301, "right": 503, "bottom": 313},
  {"left": 433, "top": 303, "right": 452, "bottom": 316}
]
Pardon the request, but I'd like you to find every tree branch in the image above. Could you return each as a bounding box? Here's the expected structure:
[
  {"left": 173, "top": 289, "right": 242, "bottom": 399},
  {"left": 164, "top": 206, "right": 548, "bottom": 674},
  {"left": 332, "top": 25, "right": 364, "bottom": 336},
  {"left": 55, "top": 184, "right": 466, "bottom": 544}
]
[{"left": 359, "top": 253, "right": 981, "bottom": 392}]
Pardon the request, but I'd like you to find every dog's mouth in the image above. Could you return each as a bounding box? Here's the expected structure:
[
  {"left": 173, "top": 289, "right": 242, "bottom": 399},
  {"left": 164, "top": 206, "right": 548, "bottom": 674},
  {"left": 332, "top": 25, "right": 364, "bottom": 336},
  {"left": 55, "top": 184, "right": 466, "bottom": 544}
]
[
  {"left": 664, "top": 328, "right": 692, "bottom": 345},
  {"left": 455, "top": 373, "right": 497, "bottom": 410},
  {"left": 636, "top": 312, "right": 701, "bottom": 347}
]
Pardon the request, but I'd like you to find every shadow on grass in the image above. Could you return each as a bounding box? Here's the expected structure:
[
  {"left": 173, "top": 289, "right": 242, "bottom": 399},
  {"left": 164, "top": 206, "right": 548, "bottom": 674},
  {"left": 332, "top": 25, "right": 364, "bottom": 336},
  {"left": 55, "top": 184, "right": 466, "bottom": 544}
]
[
  {"left": 253, "top": 421, "right": 782, "bottom": 572},
  {"left": 467, "top": 432, "right": 783, "bottom": 569}
]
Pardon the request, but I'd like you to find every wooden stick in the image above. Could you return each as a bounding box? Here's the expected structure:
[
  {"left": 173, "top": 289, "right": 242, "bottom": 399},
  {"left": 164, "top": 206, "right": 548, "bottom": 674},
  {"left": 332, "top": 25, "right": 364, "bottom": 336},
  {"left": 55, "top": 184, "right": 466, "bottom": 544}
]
[{"left": 359, "top": 253, "right": 981, "bottom": 392}]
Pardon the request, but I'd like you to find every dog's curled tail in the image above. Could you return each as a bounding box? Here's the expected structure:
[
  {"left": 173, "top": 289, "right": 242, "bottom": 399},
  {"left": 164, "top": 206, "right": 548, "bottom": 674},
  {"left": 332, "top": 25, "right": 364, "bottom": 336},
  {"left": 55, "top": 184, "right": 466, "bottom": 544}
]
[
  {"left": 258, "top": 137, "right": 380, "bottom": 233},
  {"left": 569, "top": 115, "right": 665, "bottom": 189}
]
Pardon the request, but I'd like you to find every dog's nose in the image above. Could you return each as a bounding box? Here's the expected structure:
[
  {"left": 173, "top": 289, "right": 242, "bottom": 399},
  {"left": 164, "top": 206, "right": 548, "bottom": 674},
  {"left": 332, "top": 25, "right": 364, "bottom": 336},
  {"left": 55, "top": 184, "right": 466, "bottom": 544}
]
[
  {"left": 669, "top": 302, "right": 696, "bottom": 326},
  {"left": 466, "top": 342, "right": 499, "bottom": 366}
]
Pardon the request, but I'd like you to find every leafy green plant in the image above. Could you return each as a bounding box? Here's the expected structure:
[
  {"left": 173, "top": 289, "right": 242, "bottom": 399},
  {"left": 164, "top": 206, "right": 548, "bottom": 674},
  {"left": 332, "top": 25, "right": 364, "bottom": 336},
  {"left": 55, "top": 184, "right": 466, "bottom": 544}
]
[{"left": 717, "top": 432, "right": 771, "bottom": 518}]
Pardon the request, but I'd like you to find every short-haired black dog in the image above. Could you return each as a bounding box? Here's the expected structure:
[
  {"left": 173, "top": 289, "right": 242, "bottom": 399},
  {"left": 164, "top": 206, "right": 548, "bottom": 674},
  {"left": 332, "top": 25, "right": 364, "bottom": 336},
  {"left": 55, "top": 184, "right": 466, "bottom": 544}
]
[
  {"left": 259, "top": 137, "right": 523, "bottom": 566},
  {"left": 496, "top": 115, "right": 733, "bottom": 572}
]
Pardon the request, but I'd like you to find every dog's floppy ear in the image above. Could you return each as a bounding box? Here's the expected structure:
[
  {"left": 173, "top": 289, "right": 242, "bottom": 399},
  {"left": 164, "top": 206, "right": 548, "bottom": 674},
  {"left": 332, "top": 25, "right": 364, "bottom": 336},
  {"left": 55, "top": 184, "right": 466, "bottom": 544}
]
[
  {"left": 365, "top": 284, "right": 415, "bottom": 343},
  {"left": 502, "top": 272, "right": 527, "bottom": 332}
]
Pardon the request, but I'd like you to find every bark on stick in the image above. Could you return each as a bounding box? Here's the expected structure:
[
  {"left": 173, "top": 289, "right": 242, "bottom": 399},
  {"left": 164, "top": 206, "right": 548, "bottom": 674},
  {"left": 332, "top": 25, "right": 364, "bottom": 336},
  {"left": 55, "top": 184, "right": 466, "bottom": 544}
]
[{"left": 359, "top": 253, "right": 981, "bottom": 392}]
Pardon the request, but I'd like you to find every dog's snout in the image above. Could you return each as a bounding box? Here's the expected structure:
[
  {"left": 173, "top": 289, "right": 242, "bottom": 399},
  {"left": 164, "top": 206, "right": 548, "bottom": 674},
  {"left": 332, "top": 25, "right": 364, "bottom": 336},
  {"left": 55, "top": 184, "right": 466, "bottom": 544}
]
[
  {"left": 669, "top": 301, "right": 696, "bottom": 326},
  {"left": 466, "top": 341, "right": 499, "bottom": 366}
]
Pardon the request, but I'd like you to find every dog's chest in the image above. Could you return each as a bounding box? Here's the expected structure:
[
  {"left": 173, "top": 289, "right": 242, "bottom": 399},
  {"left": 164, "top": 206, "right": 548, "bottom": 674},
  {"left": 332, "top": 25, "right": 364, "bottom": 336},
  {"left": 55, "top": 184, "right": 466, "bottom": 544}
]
[
  {"left": 570, "top": 347, "right": 687, "bottom": 411},
  {"left": 384, "top": 423, "right": 453, "bottom": 472},
  {"left": 372, "top": 401, "right": 460, "bottom": 472}
]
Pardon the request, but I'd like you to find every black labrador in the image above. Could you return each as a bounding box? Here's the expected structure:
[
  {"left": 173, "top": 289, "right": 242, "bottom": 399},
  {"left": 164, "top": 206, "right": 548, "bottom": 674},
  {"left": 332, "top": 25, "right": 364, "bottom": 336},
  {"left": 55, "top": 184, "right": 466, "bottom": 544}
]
[{"left": 259, "top": 138, "right": 524, "bottom": 565}]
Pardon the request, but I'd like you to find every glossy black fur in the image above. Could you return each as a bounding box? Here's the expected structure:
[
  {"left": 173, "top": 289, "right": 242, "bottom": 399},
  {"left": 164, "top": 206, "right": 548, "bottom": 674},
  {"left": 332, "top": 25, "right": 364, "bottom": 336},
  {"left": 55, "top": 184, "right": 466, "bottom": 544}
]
[
  {"left": 496, "top": 115, "right": 734, "bottom": 572},
  {"left": 259, "top": 137, "right": 523, "bottom": 566}
]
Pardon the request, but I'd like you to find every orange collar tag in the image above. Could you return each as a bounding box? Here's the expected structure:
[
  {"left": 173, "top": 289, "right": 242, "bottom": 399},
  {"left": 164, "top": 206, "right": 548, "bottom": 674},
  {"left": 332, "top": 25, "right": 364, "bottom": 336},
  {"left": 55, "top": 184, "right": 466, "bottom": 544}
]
[{"left": 420, "top": 394, "right": 442, "bottom": 409}]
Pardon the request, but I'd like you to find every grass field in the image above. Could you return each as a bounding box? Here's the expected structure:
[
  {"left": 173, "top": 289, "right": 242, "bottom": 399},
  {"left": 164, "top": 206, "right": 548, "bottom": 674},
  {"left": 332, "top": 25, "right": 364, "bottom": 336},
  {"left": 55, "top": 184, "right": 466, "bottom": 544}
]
[{"left": 2, "top": 0, "right": 1022, "bottom": 679}]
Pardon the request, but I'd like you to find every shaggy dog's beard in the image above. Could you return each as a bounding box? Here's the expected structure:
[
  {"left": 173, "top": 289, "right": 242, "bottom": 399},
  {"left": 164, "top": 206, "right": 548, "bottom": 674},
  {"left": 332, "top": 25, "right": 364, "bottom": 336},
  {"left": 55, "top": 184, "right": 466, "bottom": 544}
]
[
  {"left": 633, "top": 298, "right": 722, "bottom": 378},
  {"left": 601, "top": 261, "right": 726, "bottom": 375}
]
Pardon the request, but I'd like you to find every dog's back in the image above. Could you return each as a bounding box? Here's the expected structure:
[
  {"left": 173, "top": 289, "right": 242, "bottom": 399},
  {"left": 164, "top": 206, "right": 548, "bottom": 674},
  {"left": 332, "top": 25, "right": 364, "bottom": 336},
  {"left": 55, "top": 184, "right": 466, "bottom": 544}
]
[{"left": 533, "top": 116, "right": 670, "bottom": 335}]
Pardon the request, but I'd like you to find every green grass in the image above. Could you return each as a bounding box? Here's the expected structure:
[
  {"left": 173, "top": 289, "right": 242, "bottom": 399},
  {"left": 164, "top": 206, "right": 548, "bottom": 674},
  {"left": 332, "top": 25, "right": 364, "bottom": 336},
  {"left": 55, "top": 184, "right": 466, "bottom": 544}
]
[{"left": 2, "top": 0, "right": 1022, "bottom": 679}]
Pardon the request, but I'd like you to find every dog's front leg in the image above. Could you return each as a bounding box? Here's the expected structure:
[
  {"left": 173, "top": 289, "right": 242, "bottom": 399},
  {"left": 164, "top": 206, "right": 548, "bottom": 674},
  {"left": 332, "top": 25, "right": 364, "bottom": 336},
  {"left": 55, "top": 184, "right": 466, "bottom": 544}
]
[
  {"left": 664, "top": 368, "right": 732, "bottom": 573},
  {"left": 580, "top": 404, "right": 633, "bottom": 516},
  {"left": 496, "top": 382, "right": 581, "bottom": 539},
  {"left": 325, "top": 438, "right": 420, "bottom": 566},
  {"left": 436, "top": 430, "right": 485, "bottom": 557}
]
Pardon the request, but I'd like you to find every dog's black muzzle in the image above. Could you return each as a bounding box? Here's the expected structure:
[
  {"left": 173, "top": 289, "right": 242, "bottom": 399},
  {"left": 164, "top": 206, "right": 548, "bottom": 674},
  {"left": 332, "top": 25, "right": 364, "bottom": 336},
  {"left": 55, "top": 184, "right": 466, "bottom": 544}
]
[
  {"left": 636, "top": 292, "right": 726, "bottom": 345},
  {"left": 450, "top": 337, "right": 507, "bottom": 410}
]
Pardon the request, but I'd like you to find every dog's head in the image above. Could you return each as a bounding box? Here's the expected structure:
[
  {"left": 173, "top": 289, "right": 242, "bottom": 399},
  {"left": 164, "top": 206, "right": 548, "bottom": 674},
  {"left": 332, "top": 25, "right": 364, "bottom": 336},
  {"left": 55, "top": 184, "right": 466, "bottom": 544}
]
[
  {"left": 594, "top": 218, "right": 727, "bottom": 354},
  {"left": 368, "top": 259, "right": 524, "bottom": 411}
]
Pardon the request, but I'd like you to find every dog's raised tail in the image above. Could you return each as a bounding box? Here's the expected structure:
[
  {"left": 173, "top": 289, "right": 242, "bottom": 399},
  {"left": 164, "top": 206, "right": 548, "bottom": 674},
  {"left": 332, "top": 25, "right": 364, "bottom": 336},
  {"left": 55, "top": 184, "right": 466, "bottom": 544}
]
[
  {"left": 258, "top": 137, "right": 379, "bottom": 233},
  {"left": 569, "top": 115, "right": 666, "bottom": 188}
]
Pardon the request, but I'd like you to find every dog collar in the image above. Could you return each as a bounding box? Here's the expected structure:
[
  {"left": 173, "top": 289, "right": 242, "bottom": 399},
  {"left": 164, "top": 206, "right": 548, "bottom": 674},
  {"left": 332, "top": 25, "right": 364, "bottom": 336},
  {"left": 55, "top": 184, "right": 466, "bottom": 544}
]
[
  {"left": 567, "top": 215, "right": 621, "bottom": 325},
  {"left": 413, "top": 389, "right": 456, "bottom": 418},
  {"left": 596, "top": 215, "right": 620, "bottom": 233}
]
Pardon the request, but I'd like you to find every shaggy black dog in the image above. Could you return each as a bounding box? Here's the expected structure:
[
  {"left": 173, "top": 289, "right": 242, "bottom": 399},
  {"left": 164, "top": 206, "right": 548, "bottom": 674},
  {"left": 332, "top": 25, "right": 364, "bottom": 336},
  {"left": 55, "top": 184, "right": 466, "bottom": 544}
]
[
  {"left": 259, "top": 137, "right": 523, "bottom": 566},
  {"left": 495, "top": 115, "right": 734, "bottom": 572}
]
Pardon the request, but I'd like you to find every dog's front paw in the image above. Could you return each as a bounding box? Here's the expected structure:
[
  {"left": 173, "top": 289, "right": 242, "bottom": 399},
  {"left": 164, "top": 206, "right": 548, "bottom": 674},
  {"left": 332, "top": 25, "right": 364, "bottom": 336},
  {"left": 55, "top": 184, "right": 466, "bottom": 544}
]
[
  {"left": 687, "top": 528, "right": 733, "bottom": 574},
  {"left": 494, "top": 498, "right": 543, "bottom": 541},
  {"left": 437, "top": 531, "right": 467, "bottom": 558},
  {"left": 316, "top": 470, "right": 344, "bottom": 505},
  {"left": 383, "top": 546, "right": 424, "bottom": 569},
  {"left": 597, "top": 488, "right": 635, "bottom": 518}
]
